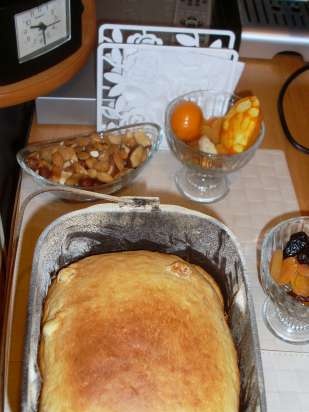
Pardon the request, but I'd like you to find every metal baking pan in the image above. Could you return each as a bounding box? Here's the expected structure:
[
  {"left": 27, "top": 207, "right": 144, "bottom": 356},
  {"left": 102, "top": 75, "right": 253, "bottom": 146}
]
[{"left": 4, "top": 191, "right": 267, "bottom": 411}]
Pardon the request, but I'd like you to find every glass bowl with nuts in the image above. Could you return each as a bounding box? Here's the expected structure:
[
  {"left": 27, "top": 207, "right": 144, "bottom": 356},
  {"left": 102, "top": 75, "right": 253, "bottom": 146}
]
[
  {"left": 17, "top": 123, "right": 161, "bottom": 200},
  {"left": 165, "top": 90, "right": 265, "bottom": 203}
]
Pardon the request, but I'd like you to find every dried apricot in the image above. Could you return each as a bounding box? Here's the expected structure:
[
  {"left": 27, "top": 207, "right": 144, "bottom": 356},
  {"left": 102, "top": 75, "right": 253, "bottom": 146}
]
[
  {"left": 279, "top": 256, "right": 298, "bottom": 285},
  {"left": 270, "top": 249, "right": 283, "bottom": 283}
]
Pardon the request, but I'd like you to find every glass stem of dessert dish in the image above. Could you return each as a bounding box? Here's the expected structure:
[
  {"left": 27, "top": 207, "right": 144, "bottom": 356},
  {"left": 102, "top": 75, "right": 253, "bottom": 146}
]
[
  {"left": 263, "top": 299, "right": 309, "bottom": 343},
  {"left": 175, "top": 168, "right": 229, "bottom": 203},
  {"left": 260, "top": 217, "right": 309, "bottom": 344}
]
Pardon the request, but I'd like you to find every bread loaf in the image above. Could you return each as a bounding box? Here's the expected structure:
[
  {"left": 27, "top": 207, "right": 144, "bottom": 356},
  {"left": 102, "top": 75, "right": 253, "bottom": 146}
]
[{"left": 39, "top": 251, "right": 239, "bottom": 411}]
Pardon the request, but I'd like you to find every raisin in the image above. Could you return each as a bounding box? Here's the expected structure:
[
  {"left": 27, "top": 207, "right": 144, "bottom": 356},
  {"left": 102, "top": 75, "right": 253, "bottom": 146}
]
[
  {"left": 283, "top": 231, "right": 308, "bottom": 259},
  {"left": 297, "top": 244, "right": 309, "bottom": 265}
]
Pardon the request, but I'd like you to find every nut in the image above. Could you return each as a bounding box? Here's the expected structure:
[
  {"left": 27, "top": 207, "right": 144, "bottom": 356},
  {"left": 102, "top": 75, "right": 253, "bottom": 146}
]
[
  {"left": 25, "top": 129, "right": 152, "bottom": 187},
  {"left": 113, "top": 151, "right": 125, "bottom": 171},
  {"left": 97, "top": 172, "right": 114, "bottom": 183},
  {"left": 107, "top": 134, "right": 122, "bottom": 145},
  {"left": 134, "top": 131, "right": 151, "bottom": 147},
  {"left": 77, "top": 151, "right": 90, "bottom": 160},
  {"left": 52, "top": 151, "right": 64, "bottom": 168},
  {"left": 130, "top": 145, "right": 146, "bottom": 168}
]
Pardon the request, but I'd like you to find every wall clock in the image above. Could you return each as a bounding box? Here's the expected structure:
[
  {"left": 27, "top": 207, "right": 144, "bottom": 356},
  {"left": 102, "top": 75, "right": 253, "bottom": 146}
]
[{"left": 0, "top": 0, "right": 84, "bottom": 85}]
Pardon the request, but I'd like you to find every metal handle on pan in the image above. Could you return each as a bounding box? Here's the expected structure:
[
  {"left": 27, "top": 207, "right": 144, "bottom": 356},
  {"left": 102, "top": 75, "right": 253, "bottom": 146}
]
[
  {"left": 0, "top": 186, "right": 160, "bottom": 411},
  {"left": 42, "top": 186, "right": 161, "bottom": 209}
]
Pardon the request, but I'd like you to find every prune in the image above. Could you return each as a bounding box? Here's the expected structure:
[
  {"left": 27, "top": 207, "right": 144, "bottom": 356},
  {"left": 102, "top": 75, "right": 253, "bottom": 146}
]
[
  {"left": 297, "top": 244, "right": 309, "bottom": 265},
  {"left": 290, "top": 231, "right": 308, "bottom": 243},
  {"left": 283, "top": 231, "right": 308, "bottom": 259}
]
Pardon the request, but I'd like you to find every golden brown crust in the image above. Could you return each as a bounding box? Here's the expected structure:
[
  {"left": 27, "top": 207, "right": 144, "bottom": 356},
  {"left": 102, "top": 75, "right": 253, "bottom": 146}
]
[{"left": 39, "top": 251, "right": 239, "bottom": 412}]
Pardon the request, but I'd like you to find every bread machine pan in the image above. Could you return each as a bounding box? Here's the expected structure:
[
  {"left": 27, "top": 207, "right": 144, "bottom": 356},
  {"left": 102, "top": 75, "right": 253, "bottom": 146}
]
[{"left": 20, "top": 201, "right": 267, "bottom": 411}]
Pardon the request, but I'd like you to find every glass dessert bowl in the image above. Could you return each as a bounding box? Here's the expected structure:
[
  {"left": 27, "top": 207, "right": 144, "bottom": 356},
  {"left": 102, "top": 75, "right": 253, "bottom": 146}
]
[
  {"left": 17, "top": 123, "right": 161, "bottom": 201},
  {"left": 164, "top": 90, "right": 265, "bottom": 203},
  {"left": 260, "top": 216, "right": 309, "bottom": 344}
]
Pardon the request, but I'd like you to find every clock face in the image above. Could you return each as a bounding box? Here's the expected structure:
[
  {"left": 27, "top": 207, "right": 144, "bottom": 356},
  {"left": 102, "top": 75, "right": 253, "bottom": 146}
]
[{"left": 14, "top": 0, "right": 71, "bottom": 63}]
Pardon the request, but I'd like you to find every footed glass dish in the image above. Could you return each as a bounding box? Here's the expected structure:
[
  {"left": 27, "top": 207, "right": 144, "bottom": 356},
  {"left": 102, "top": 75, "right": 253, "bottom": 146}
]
[
  {"left": 164, "top": 90, "right": 265, "bottom": 203},
  {"left": 260, "top": 216, "right": 309, "bottom": 344}
]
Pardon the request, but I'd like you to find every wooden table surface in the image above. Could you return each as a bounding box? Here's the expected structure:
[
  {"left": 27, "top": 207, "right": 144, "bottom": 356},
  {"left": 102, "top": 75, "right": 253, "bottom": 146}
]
[
  {"left": 1, "top": 53, "right": 308, "bottom": 411},
  {"left": 28, "top": 53, "right": 309, "bottom": 212}
]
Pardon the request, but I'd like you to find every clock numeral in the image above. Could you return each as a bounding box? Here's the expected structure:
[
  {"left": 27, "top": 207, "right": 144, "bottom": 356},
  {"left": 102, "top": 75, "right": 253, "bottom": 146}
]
[{"left": 26, "top": 19, "right": 31, "bottom": 26}]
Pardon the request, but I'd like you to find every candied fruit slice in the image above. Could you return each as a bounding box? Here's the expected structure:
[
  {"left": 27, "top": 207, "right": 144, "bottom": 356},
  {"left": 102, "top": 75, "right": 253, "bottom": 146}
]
[{"left": 220, "top": 96, "right": 262, "bottom": 154}]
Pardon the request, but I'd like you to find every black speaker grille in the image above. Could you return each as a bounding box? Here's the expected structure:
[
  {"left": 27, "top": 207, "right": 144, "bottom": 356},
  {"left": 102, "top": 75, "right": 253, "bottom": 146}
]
[{"left": 238, "top": 0, "right": 309, "bottom": 28}]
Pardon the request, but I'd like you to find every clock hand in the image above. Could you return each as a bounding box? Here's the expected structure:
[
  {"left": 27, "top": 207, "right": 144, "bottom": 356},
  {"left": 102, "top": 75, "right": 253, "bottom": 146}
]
[
  {"left": 30, "top": 22, "right": 47, "bottom": 31},
  {"left": 45, "top": 19, "right": 61, "bottom": 28},
  {"left": 30, "top": 22, "right": 47, "bottom": 45},
  {"left": 42, "top": 29, "right": 46, "bottom": 46}
]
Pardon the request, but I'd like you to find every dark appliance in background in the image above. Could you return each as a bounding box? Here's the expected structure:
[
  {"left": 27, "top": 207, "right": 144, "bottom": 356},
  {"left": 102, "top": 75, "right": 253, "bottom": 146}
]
[
  {"left": 0, "top": 103, "right": 33, "bottom": 242},
  {"left": 88, "top": 0, "right": 309, "bottom": 59},
  {"left": 36, "top": 0, "right": 309, "bottom": 126}
]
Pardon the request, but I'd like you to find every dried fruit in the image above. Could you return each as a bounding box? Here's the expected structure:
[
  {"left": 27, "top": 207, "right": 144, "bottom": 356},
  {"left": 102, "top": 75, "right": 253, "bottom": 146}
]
[
  {"left": 198, "top": 136, "right": 217, "bottom": 154},
  {"left": 270, "top": 249, "right": 283, "bottom": 283},
  {"left": 279, "top": 256, "right": 298, "bottom": 285},
  {"left": 283, "top": 233, "right": 308, "bottom": 258},
  {"left": 297, "top": 245, "right": 309, "bottom": 265},
  {"left": 270, "top": 230, "right": 309, "bottom": 304}
]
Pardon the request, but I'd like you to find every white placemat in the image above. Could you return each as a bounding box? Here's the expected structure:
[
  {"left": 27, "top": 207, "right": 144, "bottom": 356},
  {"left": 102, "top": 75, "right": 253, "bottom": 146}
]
[{"left": 11, "top": 148, "right": 309, "bottom": 412}]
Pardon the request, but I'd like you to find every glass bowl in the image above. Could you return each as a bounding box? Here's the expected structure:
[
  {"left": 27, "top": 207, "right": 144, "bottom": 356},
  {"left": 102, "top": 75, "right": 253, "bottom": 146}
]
[
  {"left": 17, "top": 123, "right": 162, "bottom": 201},
  {"left": 164, "top": 90, "right": 265, "bottom": 203},
  {"left": 260, "top": 216, "right": 309, "bottom": 344}
]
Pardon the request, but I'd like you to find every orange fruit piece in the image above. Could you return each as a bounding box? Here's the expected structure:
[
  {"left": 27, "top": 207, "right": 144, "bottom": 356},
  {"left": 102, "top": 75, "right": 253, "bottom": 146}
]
[
  {"left": 292, "top": 263, "right": 309, "bottom": 297},
  {"left": 171, "top": 101, "right": 203, "bottom": 142},
  {"left": 270, "top": 249, "right": 283, "bottom": 283},
  {"left": 279, "top": 256, "right": 298, "bottom": 285},
  {"left": 201, "top": 117, "right": 223, "bottom": 144}
]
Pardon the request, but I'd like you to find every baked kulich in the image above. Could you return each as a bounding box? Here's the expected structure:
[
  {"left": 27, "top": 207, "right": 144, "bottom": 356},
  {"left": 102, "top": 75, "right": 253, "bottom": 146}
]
[{"left": 39, "top": 250, "right": 239, "bottom": 412}]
